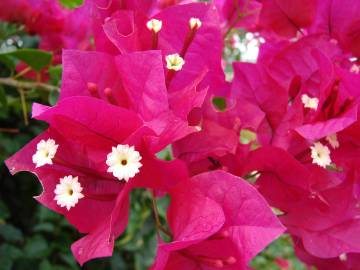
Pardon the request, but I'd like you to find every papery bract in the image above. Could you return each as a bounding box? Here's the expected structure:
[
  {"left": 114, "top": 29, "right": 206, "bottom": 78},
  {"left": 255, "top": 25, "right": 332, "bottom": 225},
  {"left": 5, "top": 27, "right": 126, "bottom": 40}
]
[{"left": 152, "top": 170, "right": 285, "bottom": 269}]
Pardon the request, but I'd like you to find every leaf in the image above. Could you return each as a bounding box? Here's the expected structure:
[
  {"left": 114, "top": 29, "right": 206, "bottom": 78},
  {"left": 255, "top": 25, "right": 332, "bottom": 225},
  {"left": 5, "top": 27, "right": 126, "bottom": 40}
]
[
  {"left": 0, "top": 86, "right": 7, "bottom": 108},
  {"left": 239, "top": 129, "right": 257, "bottom": 144},
  {"left": 0, "top": 200, "right": 10, "bottom": 220},
  {"left": 48, "top": 65, "right": 62, "bottom": 85},
  {"left": 39, "top": 260, "right": 52, "bottom": 270},
  {"left": 0, "top": 49, "right": 53, "bottom": 72},
  {"left": 33, "top": 223, "right": 55, "bottom": 233},
  {"left": 0, "top": 54, "right": 16, "bottom": 71},
  {"left": 49, "top": 89, "right": 59, "bottom": 106},
  {"left": 24, "top": 235, "right": 49, "bottom": 259},
  {"left": 0, "top": 244, "right": 23, "bottom": 270},
  {"left": 59, "top": 0, "right": 84, "bottom": 8},
  {"left": 212, "top": 96, "right": 227, "bottom": 111},
  {"left": 0, "top": 224, "right": 23, "bottom": 242}
]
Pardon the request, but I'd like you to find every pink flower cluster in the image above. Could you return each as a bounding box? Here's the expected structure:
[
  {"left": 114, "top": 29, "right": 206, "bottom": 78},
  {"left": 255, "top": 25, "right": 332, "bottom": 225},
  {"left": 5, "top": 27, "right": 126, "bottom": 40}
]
[{"left": 5, "top": 0, "right": 360, "bottom": 269}]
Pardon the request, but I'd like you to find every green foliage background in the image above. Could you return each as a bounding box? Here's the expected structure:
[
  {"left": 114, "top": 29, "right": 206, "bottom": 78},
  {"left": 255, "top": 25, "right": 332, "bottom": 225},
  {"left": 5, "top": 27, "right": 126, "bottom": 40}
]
[{"left": 0, "top": 1, "right": 308, "bottom": 269}]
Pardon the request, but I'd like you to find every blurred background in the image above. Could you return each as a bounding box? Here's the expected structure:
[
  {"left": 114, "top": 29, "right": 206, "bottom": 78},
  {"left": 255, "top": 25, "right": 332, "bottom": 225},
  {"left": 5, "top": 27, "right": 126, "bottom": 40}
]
[{"left": 0, "top": 1, "right": 307, "bottom": 269}]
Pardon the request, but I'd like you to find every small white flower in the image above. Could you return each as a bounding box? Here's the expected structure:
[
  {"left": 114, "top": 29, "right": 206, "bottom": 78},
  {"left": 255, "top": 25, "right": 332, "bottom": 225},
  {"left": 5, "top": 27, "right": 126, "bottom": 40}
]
[
  {"left": 310, "top": 142, "right": 332, "bottom": 168},
  {"left": 146, "top": 19, "right": 162, "bottom": 33},
  {"left": 350, "top": 64, "right": 359, "bottom": 74},
  {"left": 32, "top": 139, "right": 58, "bottom": 168},
  {"left": 189, "top": 17, "right": 202, "bottom": 29},
  {"left": 54, "top": 176, "right": 84, "bottom": 211},
  {"left": 326, "top": 133, "right": 340, "bottom": 149},
  {"left": 106, "top": 144, "right": 142, "bottom": 182},
  {"left": 339, "top": 253, "right": 347, "bottom": 261},
  {"left": 301, "top": 94, "right": 319, "bottom": 110},
  {"left": 166, "top": 53, "right": 185, "bottom": 71}
]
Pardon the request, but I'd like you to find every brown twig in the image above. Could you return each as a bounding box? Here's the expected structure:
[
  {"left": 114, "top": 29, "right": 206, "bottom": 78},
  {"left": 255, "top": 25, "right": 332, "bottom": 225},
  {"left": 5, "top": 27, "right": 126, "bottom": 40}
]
[
  {"left": 18, "top": 88, "right": 29, "bottom": 125},
  {"left": 12, "top": 66, "right": 32, "bottom": 79},
  {"left": 0, "top": 128, "right": 19, "bottom": 133},
  {"left": 150, "top": 191, "right": 172, "bottom": 237},
  {"left": 0, "top": 77, "right": 59, "bottom": 92}
]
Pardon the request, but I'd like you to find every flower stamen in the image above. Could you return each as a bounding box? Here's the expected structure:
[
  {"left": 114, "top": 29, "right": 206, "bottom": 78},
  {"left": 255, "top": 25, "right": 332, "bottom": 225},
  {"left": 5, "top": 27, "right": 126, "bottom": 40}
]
[{"left": 166, "top": 53, "right": 185, "bottom": 71}]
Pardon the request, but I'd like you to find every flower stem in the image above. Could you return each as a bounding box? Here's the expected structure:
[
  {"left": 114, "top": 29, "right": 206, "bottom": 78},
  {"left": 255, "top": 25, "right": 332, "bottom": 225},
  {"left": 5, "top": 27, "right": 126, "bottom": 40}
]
[
  {"left": 0, "top": 128, "right": 19, "bottom": 133},
  {"left": 18, "top": 88, "right": 28, "bottom": 126},
  {"left": 0, "top": 77, "right": 59, "bottom": 92},
  {"left": 150, "top": 191, "right": 172, "bottom": 238}
]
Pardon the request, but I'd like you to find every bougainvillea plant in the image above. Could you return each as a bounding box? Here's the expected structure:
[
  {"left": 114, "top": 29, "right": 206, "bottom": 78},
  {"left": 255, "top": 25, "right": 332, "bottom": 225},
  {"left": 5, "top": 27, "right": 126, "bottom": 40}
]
[{"left": 1, "top": 0, "right": 360, "bottom": 269}]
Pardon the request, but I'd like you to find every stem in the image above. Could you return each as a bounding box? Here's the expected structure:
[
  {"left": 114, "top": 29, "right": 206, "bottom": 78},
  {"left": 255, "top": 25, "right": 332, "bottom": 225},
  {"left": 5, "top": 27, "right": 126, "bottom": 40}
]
[
  {"left": 13, "top": 66, "right": 32, "bottom": 79},
  {"left": 244, "top": 171, "right": 261, "bottom": 180},
  {"left": 0, "top": 128, "right": 19, "bottom": 133},
  {"left": 150, "top": 191, "right": 172, "bottom": 237},
  {"left": 223, "top": 0, "right": 257, "bottom": 39},
  {"left": 18, "top": 88, "right": 28, "bottom": 126},
  {"left": 0, "top": 77, "right": 59, "bottom": 92}
]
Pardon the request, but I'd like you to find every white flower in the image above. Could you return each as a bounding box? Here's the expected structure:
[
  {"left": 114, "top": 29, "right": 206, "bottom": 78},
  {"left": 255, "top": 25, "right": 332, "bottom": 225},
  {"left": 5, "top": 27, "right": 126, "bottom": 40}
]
[
  {"left": 189, "top": 17, "right": 202, "bottom": 29},
  {"left": 32, "top": 139, "right": 58, "bottom": 168},
  {"left": 350, "top": 64, "right": 359, "bottom": 74},
  {"left": 106, "top": 144, "right": 142, "bottom": 182},
  {"left": 301, "top": 94, "right": 319, "bottom": 110},
  {"left": 166, "top": 53, "right": 185, "bottom": 71},
  {"left": 54, "top": 176, "right": 84, "bottom": 211},
  {"left": 326, "top": 133, "right": 340, "bottom": 149},
  {"left": 339, "top": 253, "right": 347, "bottom": 261},
  {"left": 146, "top": 19, "right": 162, "bottom": 33},
  {"left": 310, "top": 142, "right": 332, "bottom": 168}
]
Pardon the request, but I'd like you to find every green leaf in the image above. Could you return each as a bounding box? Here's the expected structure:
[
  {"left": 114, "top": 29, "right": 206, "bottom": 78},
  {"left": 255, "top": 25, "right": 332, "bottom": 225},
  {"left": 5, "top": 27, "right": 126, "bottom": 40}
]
[
  {"left": 0, "top": 224, "right": 23, "bottom": 242},
  {"left": 0, "top": 244, "right": 22, "bottom": 259},
  {"left": 212, "top": 97, "right": 227, "bottom": 111},
  {"left": 49, "top": 89, "right": 59, "bottom": 106},
  {"left": 0, "top": 54, "right": 16, "bottom": 71},
  {"left": 48, "top": 65, "right": 62, "bottom": 85},
  {"left": 239, "top": 129, "right": 257, "bottom": 144},
  {"left": 0, "top": 86, "right": 7, "bottom": 108},
  {"left": 0, "top": 49, "right": 52, "bottom": 72},
  {"left": 0, "top": 200, "right": 10, "bottom": 220},
  {"left": 24, "top": 235, "right": 49, "bottom": 259},
  {"left": 0, "top": 244, "right": 23, "bottom": 270},
  {"left": 59, "top": 0, "right": 84, "bottom": 9},
  {"left": 33, "top": 223, "right": 55, "bottom": 233},
  {"left": 39, "top": 260, "right": 52, "bottom": 270}
]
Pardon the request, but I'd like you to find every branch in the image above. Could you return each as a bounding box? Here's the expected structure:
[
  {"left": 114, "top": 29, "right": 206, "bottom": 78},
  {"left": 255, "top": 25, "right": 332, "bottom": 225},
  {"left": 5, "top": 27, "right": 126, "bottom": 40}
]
[
  {"left": 150, "top": 191, "right": 172, "bottom": 238},
  {"left": 0, "top": 128, "right": 19, "bottom": 133},
  {"left": 0, "top": 77, "right": 59, "bottom": 92}
]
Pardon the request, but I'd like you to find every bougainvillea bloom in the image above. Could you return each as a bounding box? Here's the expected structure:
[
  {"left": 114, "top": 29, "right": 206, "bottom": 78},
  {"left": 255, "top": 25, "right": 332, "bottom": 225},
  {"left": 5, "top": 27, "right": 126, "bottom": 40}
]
[
  {"left": 244, "top": 146, "right": 360, "bottom": 258},
  {"left": 5, "top": 0, "right": 360, "bottom": 268},
  {"left": 151, "top": 171, "right": 285, "bottom": 269},
  {"left": 6, "top": 96, "right": 188, "bottom": 265}
]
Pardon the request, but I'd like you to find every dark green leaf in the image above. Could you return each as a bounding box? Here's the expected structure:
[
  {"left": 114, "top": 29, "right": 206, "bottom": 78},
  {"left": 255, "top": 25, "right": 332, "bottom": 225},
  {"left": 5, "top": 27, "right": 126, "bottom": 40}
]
[
  {"left": 49, "top": 89, "right": 59, "bottom": 106},
  {"left": 0, "top": 200, "right": 10, "bottom": 220},
  {"left": 0, "top": 49, "right": 52, "bottom": 72},
  {"left": 212, "top": 97, "right": 227, "bottom": 111},
  {"left": 24, "top": 235, "right": 49, "bottom": 259},
  {"left": 48, "top": 65, "right": 62, "bottom": 85},
  {"left": 0, "top": 54, "right": 16, "bottom": 71},
  {"left": 39, "top": 260, "right": 52, "bottom": 270},
  {"left": 0, "top": 244, "right": 23, "bottom": 270},
  {"left": 0, "top": 86, "right": 7, "bottom": 108},
  {"left": 0, "top": 224, "right": 23, "bottom": 242},
  {"left": 33, "top": 223, "right": 55, "bottom": 233}
]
